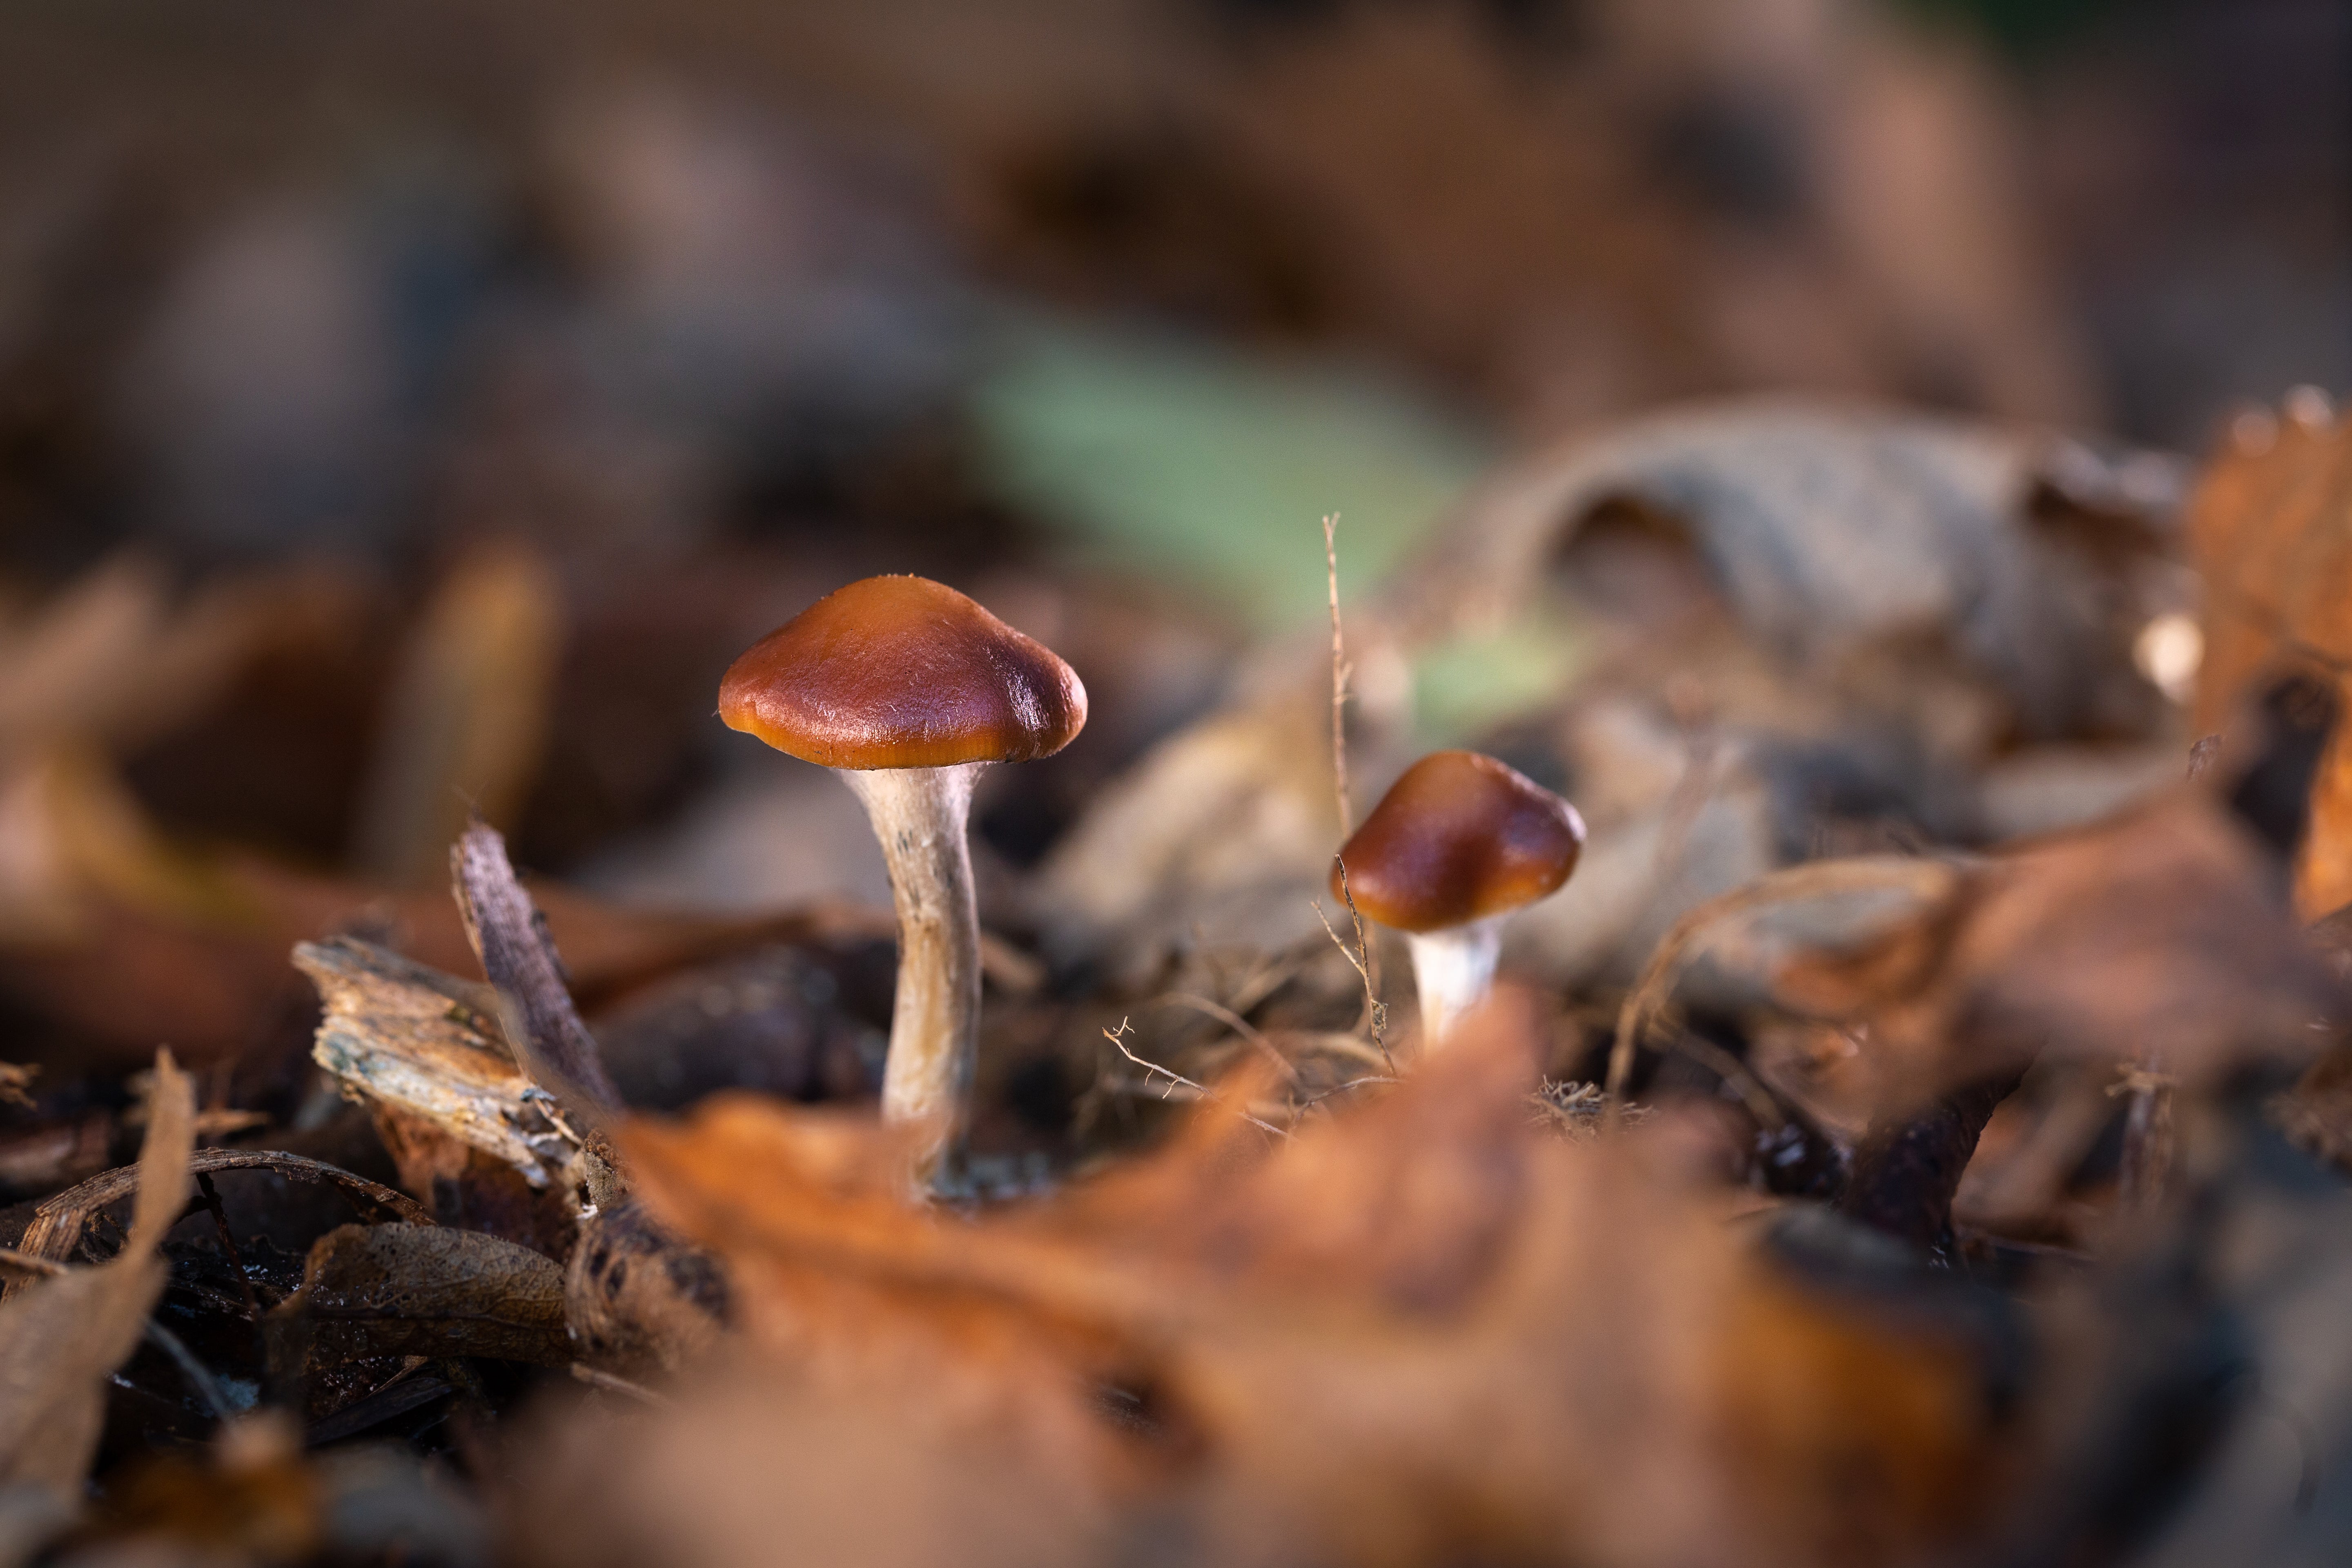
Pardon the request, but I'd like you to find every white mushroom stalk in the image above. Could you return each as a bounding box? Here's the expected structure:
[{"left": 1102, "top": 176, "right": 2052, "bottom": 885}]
[
  {"left": 1403, "top": 915, "right": 1506, "bottom": 1048},
  {"left": 840, "top": 762, "right": 985, "bottom": 1137}
]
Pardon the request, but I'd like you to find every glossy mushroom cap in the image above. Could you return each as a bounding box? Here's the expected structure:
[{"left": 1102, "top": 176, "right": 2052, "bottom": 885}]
[
  {"left": 1332, "top": 751, "right": 1584, "bottom": 932},
  {"left": 720, "top": 575, "right": 1087, "bottom": 769}
]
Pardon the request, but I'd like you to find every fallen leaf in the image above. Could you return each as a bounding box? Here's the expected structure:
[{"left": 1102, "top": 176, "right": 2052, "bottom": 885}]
[
  {"left": 291, "top": 1223, "right": 570, "bottom": 1368},
  {"left": 1773, "top": 791, "right": 2339, "bottom": 1120},
  {"left": 2185, "top": 397, "right": 2352, "bottom": 915},
  {"left": 608, "top": 990, "right": 2027, "bottom": 1566},
  {"left": 0, "top": 1051, "right": 192, "bottom": 1500}
]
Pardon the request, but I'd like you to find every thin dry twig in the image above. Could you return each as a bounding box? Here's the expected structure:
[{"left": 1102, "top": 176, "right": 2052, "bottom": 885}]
[
  {"left": 1292, "top": 1072, "right": 1402, "bottom": 1114},
  {"left": 1322, "top": 514, "right": 1387, "bottom": 1029},
  {"left": 1275, "top": 1029, "right": 1394, "bottom": 1069},
  {"left": 2113, "top": 735, "right": 2214, "bottom": 1207},
  {"left": 1324, "top": 513, "right": 1354, "bottom": 841},
  {"left": 452, "top": 821, "right": 623, "bottom": 1118},
  {"left": 15, "top": 1148, "right": 432, "bottom": 1263},
  {"left": 1103, "top": 1020, "right": 1289, "bottom": 1139},
  {"left": 571, "top": 1362, "right": 675, "bottom": 1409},
  {"left": 2113, "top": 1062, "right": 2179, "bottom": 1211},
  {"left": 1654, "top": 1019, "right": 1789, "bottom": 1132},
  {"left": 1152, "top": 992, "right": 1301, "bottom": 1084},
  {"left": 1313, "top": 886, "right": 1392, "bottom": 1071}
]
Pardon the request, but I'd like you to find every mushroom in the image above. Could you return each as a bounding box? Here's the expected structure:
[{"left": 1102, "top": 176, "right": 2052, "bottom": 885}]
[
  {"left": 1332, "top": 750, "right": 1584, "bottom": 1047},
  {"left": 719, "top": 575, "right": 1085, "bottom": 1182}
]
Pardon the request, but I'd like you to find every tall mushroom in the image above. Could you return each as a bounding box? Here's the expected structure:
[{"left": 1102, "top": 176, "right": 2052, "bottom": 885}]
[
  {"left": 719, "top": 575, "right": 1085, "bottom": 1183},
  {"left": 1332, "top": 750, "right": 1584, "bottom": 1047}
]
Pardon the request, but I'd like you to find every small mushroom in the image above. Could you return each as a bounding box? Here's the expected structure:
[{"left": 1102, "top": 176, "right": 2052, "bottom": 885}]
[
  {"left": 1332, "top": 750, "right": 1584, "bottom": 1047},
  {"left": 719, "top": 575, "right": 1085, "bottom": 1183}
]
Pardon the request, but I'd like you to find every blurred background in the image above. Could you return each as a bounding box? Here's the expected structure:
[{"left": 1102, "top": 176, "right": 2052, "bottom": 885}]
[{"left": 0, "top": 0, "right": 2341, "bottom": 1076}]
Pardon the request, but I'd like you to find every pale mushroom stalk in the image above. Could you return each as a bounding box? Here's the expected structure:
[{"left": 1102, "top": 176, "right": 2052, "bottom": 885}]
[
  {"left": 1403, "top": 914, "right": 1505, "bottom": 1047},
  {"left": 839, "top": 762, "right": 985, "bottom": 1133}
]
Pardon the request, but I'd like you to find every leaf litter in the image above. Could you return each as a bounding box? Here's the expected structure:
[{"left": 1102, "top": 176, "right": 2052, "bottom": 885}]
[{"left": 4, "top": 396, "right": 2352, "bottom": 1568}]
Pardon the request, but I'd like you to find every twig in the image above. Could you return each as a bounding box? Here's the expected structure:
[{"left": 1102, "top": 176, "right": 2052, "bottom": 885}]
[
  {"left": 15, "top": 1148, "right": 430, "bottom": 1264},
  {"left": 1324, "top": 513, "right": 1354, "bottom": 840},
  {"left": 145, "top": 1318, "right": 240, "bottom": 1424},
  {"left": 1313, "top": 887, "right": 1391, "bottom": 1071},
  {"left": 2112, "top": 1062, "right": 2177, "bottom": 1211},
  {"left": 1654, "top": 1019, "right": 1788, "bottom": 1132},
  {"left": 571, "top": 1362, "right": 675, "bottom": 1409},
  {"left": 0, "top": 1246, "right": 65, "bottom": 1276},
  {"left": 1292, "top": 1073, "right": 1401, "bottom": 1113},
  {"left": 1323, "top": 514, "right": 1385, "bottom": 1021},
  {"left": 1103, "top": 1020, "right": 1288, "bottom": 1139},
  {"left": 1152, "top": 992, "right": 1300, "bottom": 1083},
  {"left": 1838, "top": 1072, "right": 2023, "bottom": 1261},
  {"left": 452, "top": 822, "right": 623, "bottom": 1118},
  {"left": 1276, "top": 1029, "right": 1393, "bottom": 1069},
  {"left": 196, "top": 1172, "right": 263, "bottom": 1319}
]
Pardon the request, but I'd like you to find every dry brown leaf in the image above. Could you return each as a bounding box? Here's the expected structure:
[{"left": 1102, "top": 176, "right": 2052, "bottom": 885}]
[
  {"left": 0, "top": 555, "right": 265, "bottom": 758},
  {"left": 290, "top": 1223, "right": 570, "bottom": 1368},
  {"left": 1774, "top": 790, "right": 2339, "bottom": 1119},
  {"left": 0, "top": 748, "right": 873, "bottom": 1067},
  {"left": 2186, "top": 398, "right": 2352, "bottom": 915},
  {"left": 12, "top": 1148, "right": 428, "bottom": 1269},
  {"left": 611, "top": 990, "right": 2024, "bottom": 1566},
  {"left": 1039, "top": 399, "right": 2179, "bottom": 985},
  {"left": 0, "top": 1051, "right": 192, "bottom": 1501}
]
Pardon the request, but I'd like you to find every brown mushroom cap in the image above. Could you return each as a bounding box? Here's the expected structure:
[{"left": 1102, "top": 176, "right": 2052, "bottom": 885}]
[
  {"left": 719, "top": 575, "right": 1087, "bottom": 769},
  {"left": 1332, "top": 751, "right": 1584, "bottom": 932}
]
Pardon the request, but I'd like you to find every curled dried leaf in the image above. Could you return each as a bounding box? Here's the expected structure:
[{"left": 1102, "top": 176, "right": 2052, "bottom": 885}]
[
  {"left": 1774, "top": 792, "right": 2340, "bottom": 1119},
  {"left": 293, "top": 1223, "right": 570, "bottom": 1368}
]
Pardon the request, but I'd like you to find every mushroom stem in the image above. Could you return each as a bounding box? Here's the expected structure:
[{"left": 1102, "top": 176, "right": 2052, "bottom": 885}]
[
  {"left": 839, "top": 762, "right": 985, "bottom": 1180},
  {"left": 1405, "top": 917, "right": 1505, "bottom": 1048}
]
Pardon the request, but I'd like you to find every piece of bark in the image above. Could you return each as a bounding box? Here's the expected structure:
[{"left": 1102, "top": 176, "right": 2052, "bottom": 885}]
[
  {"left": 452, "top": 823, "right": 622, "bottom": 1118},
  {"left": 372, "top": 1102, "right": 581, "bottom": 1261},
  {"left": 287, "top": 1223, "right": 569, "bottom": 1368},
  {"left": 298, "top": 936, "right": 577, "bottom": 1189}
]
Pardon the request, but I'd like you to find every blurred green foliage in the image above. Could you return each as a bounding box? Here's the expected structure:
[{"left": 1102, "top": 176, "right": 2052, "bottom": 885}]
[
  {"left": 1410, "top": 609, "right": 1587, "bottom": 748},
  {"left": 970, "top": 316, "right": 1494, "bottom": 633}
]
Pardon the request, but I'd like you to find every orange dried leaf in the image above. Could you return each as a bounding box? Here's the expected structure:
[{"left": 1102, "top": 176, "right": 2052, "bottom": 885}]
[{"left": 612, "top": 992, "right": 2025, "bottom": 1567}]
